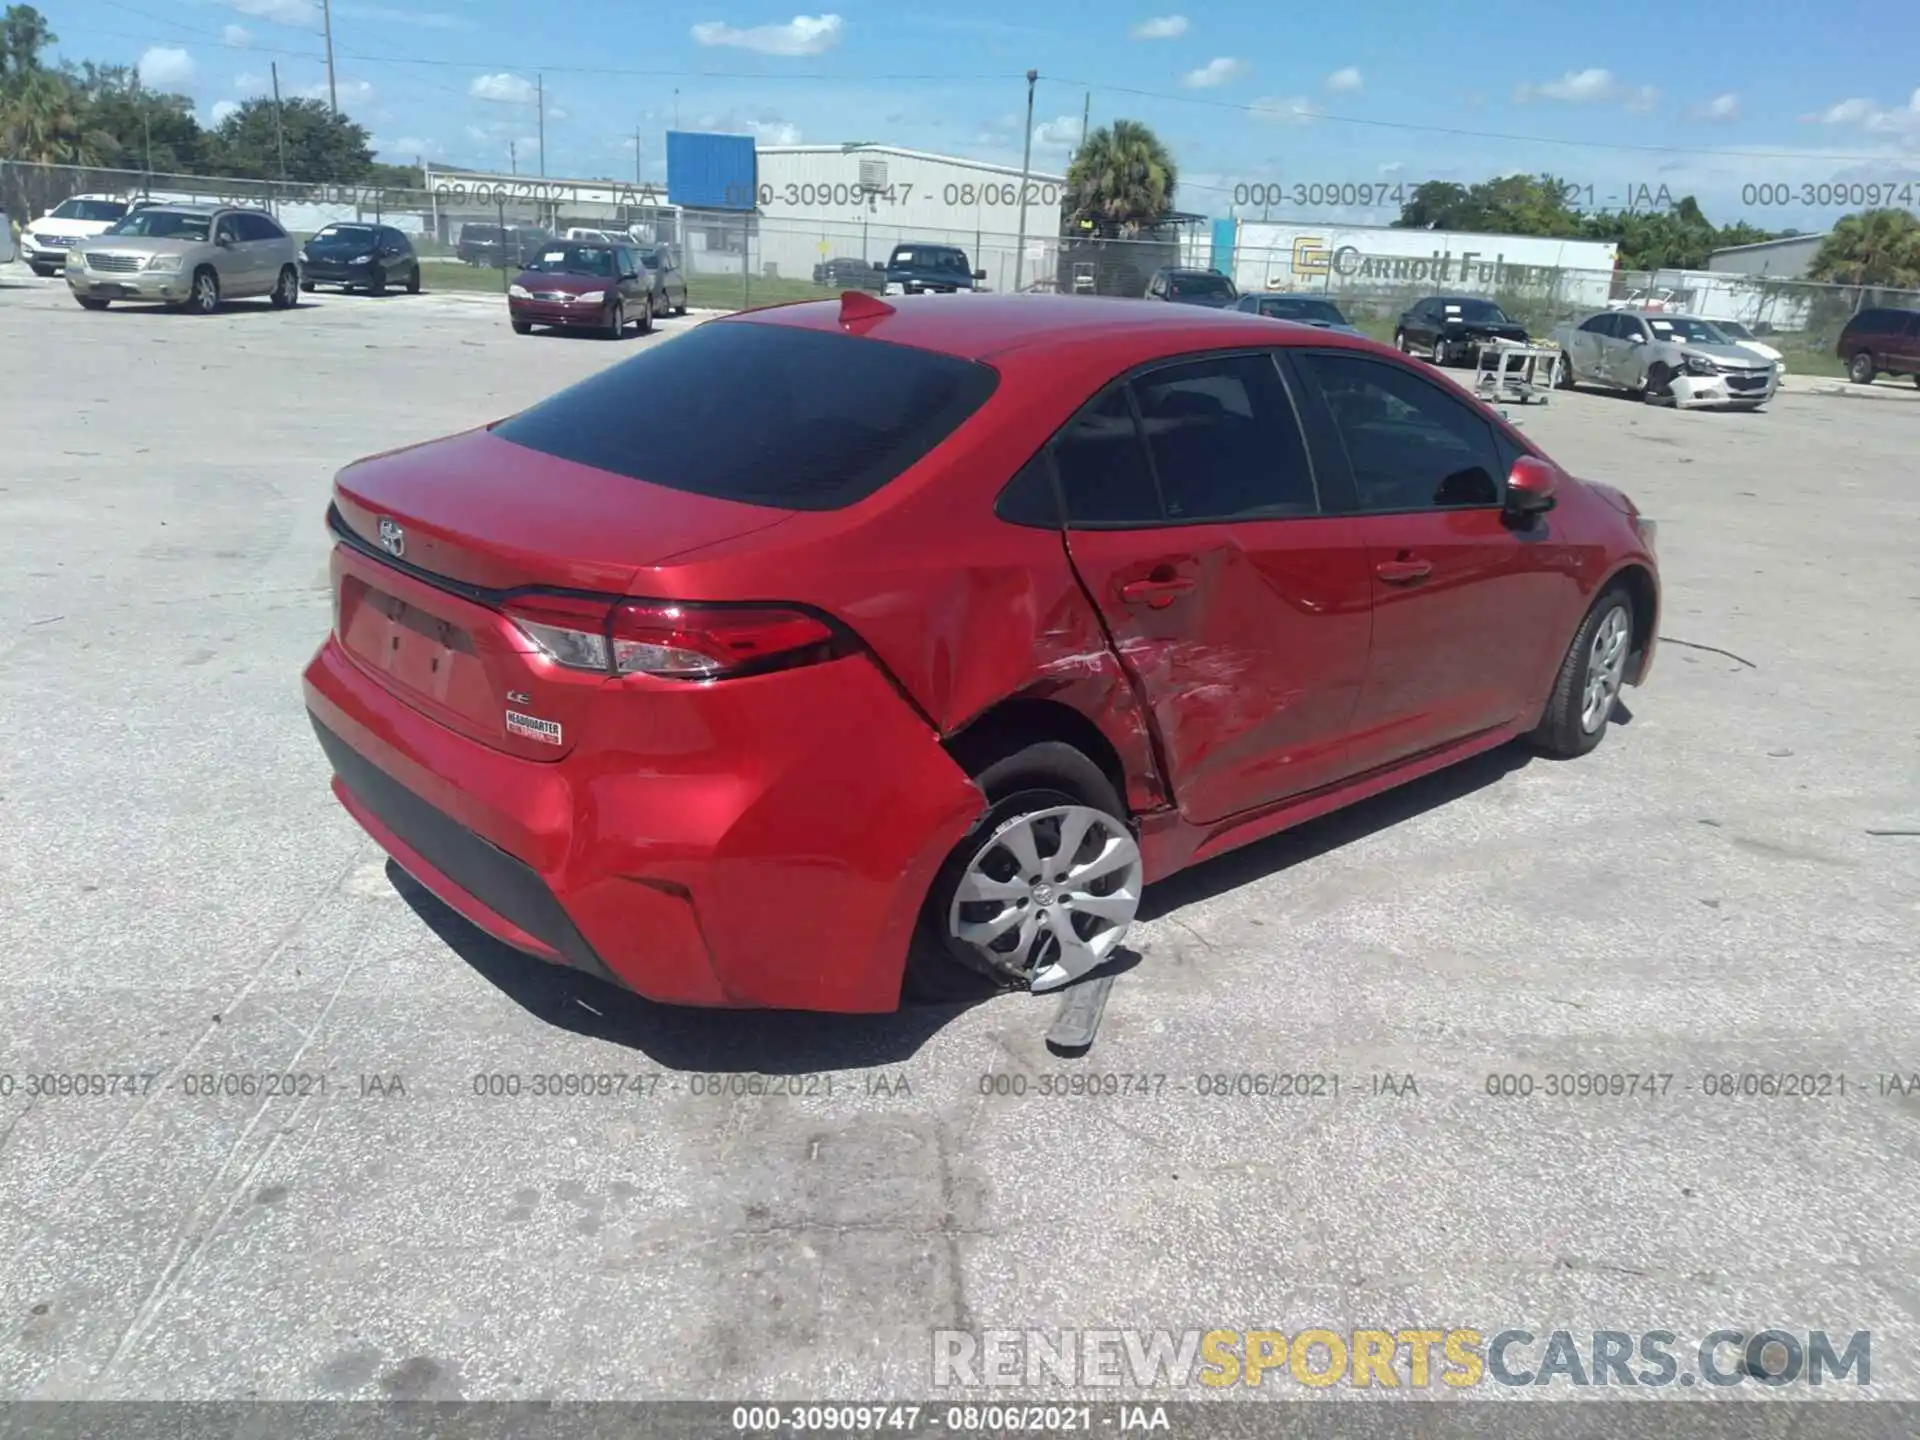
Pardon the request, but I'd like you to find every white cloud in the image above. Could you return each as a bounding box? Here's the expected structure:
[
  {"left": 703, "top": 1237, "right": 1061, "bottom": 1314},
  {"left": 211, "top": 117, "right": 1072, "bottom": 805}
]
[
  {"left": 1182, "top": 56, "right": 1245, "bottom": 89},
  {"left": 222, "top": 24, "right": 252, "bottom": 45},
  {"left": 207, "top": 99, "right": 241, "bottom": 125},
  {"left": 1687, "top": 92, "right": 1739, "bottom": 121},
  {"left": 1249, "top": 94, "right": 1321, "bottom": 124},
  {"left": 225, "top": 0, "right": 318, "bottom": 27},
  {"left": 748, "top": 119, "right": 800, "bottom": 143},
  {"left": 233, "top": 70, "right": 264, "bottom": 91},
  {"left": 1514, "top": 68, "right": 1659, "bottom": 112},
  {"left": 373, "top": 135, "right": 436, "bottom": 156},
  {"left": 1130, "top": 14, "right": 1186, "bottom": 38},
  {"left": 138, "top": 46, "right": 196, "bottom": 87},
  {"left": 692, "top": 108, "right": 802, "bottom": 144},
  {"left": 334, "top": 4, "right": 461, "bottom": 27},
  {"left": 689, "top": 14, "right": 842, "bottom": 55},
  {"left": 294, "top": 76, "right": 374, "bottom": 105},
  {"left": 1032, "top": 113, "right": 1083, "bottom": 149},
  {"left": 469, "top": 72, "right": 537, "bottom": 104},
  {"left": 547, "top": 106, "right": 569, "bottom": 121},
  {"left": 1323, "top": 65, "right": 1362, "bottom": 93},
  {"left": 1803, "top": 91, "right": 1920, "bottom": 136}
]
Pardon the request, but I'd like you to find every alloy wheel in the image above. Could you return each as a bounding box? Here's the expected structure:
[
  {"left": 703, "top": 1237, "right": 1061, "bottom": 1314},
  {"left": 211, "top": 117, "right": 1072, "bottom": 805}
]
[
  {"left": 1581, "top": 606, "right": 1630, "bottom": 734},
  {"left": 947, "top": 803, "right": 1142, "bottom": 992}
]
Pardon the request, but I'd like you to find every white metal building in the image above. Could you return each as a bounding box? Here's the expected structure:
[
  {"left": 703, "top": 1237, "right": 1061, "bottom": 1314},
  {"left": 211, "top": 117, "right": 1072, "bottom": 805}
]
[
  {"left": 1705, "top": 233, "right": 1829, "bottom": 279},
  {"left": 749, "top": 145, "right": 1069, "bottom": 292}
]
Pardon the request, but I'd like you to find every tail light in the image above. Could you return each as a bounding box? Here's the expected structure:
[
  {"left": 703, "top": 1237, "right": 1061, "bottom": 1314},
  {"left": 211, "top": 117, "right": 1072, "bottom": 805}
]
[{"left": 502, "top": 595, "right": 841, "bottom": 680}]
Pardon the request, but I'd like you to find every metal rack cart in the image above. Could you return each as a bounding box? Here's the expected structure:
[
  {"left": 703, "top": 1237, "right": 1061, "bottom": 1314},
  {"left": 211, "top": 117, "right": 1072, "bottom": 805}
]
[{"left": 1473, "top": 340, "right": 1560, "bottom": 405}]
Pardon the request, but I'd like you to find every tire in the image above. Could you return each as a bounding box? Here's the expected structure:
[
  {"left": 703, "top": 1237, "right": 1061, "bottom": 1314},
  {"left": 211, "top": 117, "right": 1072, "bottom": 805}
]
[
  {"left": 76, "top": 296, "right": 110, "bottom": 310},
  {"left": 1529, "top": 587, "right": 1634, "bottom": 759},
  {"left": 367, "top": 265, "right": 386, "bottom": 297},
  {"left": 183, "top": 267, "right": 219, "bottom": 315},
  {"left": 636, "top": 294, "right": 654, "bottom": 334},
  {"left": 406, "top": 265, "right": 421, "bottom": 294},
  {"left": 672, "top": 295, "right": 687, "bottom": 316},
  {"left": 1431, "top": 336, "right": 1449, "bottom": 366},
  {"left": 29, "top": 262, "right": 56, "bottom": 277},
  {"left": 1912, "top": 373, "right": 1920, "bottom": 389},
  {"left": 511, "top": 319, "right": 533, "bottom": 335},
  {"left": 1394, "top": 329, "right": 1410, "bottom": 353},
  {"left": 1847, "top": 351, "right": 1875, "bottom": 385},
  {"left": 1555, "top": 355, "right": 1575, "bottom": 389},
  {"left": 603, "top": 299, "right": 625, "bottom": 339},
  {"left": 270, "top": 265, "right": 299, "bottom": 308},
  {"left": 903, "top": 740, "right": 1142, "bottom": 1004},
  {"left": 1643, "top": 363, "right": 1673, "bottom": 404}
]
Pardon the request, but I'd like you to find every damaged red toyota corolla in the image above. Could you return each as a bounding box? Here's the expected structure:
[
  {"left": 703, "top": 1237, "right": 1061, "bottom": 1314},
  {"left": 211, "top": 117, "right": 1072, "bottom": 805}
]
[{"left": 302, "top": 292, "right": 1659, "bottom": 1012}]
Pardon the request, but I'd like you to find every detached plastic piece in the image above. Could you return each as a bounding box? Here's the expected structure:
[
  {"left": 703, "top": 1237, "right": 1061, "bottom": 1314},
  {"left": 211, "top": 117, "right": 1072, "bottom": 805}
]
[
  {"left": 1045, "top": 970, "right": 1116, "bottom": 1053},
  {"left": 839, "top": 290, "right": 897, "bottom": 326}
]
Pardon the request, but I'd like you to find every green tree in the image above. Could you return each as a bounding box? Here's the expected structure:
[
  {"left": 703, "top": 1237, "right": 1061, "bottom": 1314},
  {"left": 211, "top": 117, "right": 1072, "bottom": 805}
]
[
  {"left": 208, "top": 96, "right": 374, "bottom": 181},
  {"left": 0, "top": 3, "right": 55, "bottom": 83},
  {"left": 1, "top": 67, "right": 112, "bottom": 164},
  {"left": 66, "top": 62, "right": 206, "bottom": 173},
  {"left": 1064, "top": 118, "right": 1177, "bottom": 236},
  {"left": 1393, "top": 173, "right": 1584, "bottom": 235},
  {"left": 1807, "top": 208, "right": 1920, "bottom": 288}
]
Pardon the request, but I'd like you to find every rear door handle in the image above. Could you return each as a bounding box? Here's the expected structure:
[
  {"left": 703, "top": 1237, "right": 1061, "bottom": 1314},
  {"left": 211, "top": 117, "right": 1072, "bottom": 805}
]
[
  {"left": 1120, "top": 576, "right": 1195, "bottom": 606},
  {"left": 1374, "top": 558, "right": 1432, "bottom": 585}
]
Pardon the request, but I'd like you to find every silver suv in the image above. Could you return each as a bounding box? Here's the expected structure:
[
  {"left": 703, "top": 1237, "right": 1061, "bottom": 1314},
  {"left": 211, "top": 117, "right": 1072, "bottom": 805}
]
[{"left": 67, "top": 203, "right": 302, "bottom": 314}]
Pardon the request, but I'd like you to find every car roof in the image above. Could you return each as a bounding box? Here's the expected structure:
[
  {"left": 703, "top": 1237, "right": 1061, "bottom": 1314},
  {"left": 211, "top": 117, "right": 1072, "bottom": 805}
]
[
  {"left": 731, "top": 293, "right": 1380, "bottom": 362},
  {"left": 1256, "top": 291, "right": 1339, "bottom": 300}
]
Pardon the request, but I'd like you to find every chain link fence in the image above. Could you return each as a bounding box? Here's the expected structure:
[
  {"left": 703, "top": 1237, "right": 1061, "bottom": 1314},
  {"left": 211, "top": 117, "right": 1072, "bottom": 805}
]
[{"left": 7, "top": 159, "right": 1916, "bottom": 374}]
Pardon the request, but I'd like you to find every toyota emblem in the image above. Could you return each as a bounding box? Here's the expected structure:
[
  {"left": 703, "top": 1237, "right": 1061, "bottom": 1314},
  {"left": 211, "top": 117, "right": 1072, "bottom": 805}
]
[{"left": 377, "top": 517, "right": 406, "bottom": 557}]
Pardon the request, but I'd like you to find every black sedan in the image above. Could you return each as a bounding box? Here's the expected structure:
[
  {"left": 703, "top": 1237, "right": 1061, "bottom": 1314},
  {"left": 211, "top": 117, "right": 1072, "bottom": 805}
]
[
  {"left": 1394, "top": 295, "right": 1529, "bottom": 365},
  {"left": 299, "top": 222, "right": 422, "bottom": 295}
]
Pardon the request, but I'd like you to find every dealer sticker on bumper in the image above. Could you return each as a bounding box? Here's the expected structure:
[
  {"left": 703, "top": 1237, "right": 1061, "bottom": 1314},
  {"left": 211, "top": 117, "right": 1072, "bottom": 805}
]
[{"left": 505, "top": 710, "right": 562, "bottom": 745}]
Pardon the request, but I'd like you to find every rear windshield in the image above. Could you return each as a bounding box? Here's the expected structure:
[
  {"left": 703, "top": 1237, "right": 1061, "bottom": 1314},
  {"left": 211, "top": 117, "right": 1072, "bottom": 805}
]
[
  {"left": 52, "top": 198, "right": 129, "bottom": 222},
  {"left": 1169, "top": 273, "right": 1235, "bottom": 298},
  {"left": 1259, "top": 297, "right": 1346, "bottom": 324},
  {"left": 315, "top": 223, "right": 376, "bottom": 242},
  {"left": 492, "top": 320, "right": 999, "bottom": 510},
  {"left": 462, "top": 225, "right": 504, "bottom": 241}
]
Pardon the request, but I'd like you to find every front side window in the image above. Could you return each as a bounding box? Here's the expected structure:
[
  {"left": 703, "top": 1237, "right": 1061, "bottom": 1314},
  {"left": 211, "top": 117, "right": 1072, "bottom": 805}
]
[
  {"left": 235, "top": 212, "right": 284, "bottom": 242},
  {"left": 1129, "top": 354, "right": 1316, "bottom": 521},
  {"left": 1297, "top": 351, "right": 1503, "bottom": 513}
]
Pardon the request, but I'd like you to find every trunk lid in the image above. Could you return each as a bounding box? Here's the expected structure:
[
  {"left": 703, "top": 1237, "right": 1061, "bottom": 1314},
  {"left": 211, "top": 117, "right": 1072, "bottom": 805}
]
[{"left": 328, "top": 427, "right": 797, "bottom": 759}]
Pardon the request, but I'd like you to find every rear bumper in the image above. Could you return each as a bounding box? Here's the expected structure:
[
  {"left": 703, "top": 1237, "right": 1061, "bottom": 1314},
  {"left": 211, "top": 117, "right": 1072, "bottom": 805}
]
[{"left": 302, "top": 632, "right": 981, "bottom": 1013}]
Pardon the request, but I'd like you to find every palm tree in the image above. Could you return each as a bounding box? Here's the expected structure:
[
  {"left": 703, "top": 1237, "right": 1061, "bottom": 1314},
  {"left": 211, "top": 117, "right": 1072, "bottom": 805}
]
[
  {"left": 1064, "top": 119, "right": 1177, "bottom": 236},
  {"left": 1808, "top": 208, "right": 1920, "bottom": 289},
  {"left": 1, "top": 68, "right": 112, "bottom": 165}
]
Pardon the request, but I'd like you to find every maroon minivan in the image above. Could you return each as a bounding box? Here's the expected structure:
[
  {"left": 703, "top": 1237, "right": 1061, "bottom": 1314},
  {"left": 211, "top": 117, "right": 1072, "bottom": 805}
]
[{"left": 1837, "top": 307, "right": 1920, "bottom": 386}]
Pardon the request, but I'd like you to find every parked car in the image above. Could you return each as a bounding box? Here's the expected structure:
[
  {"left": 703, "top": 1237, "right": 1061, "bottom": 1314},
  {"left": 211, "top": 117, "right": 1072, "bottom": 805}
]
[
  {"left": 1145, "top": 267, "right": 1238, "bottom": 307},
  {"left": 1835, "top": 307, "right": 1920, "bottom": 387},
  {"left": 507, "top": 239, "right": 655, "bottom": 338},
  {"left": 457, "top": 223, "right": 552, "bottom": 267},
  {"left": 1394, "top": 296, "right": 1530, "bottom": 365},
  {"left": 565, "top": 227, "right": 625, "bottom": 246},
  {"left": 302, "top": 293, "right": 1659, "bottom": 1014},
  {"left": 19, "top": 194, "right": 131, "bottom": 275},
  {"left": 1712, "top": 319, "right": 1784, "bottom": 373},
  {"left": 1234, "top": 291, "right": 1362, "bottom": 334},
  {"left": 299, "top": 222, "right": 421, "bottom": 295},
  {"left": 635, "top": 242, "right": 689, "bottom": 316},
  {"left": 881, "top": 243, "right": 985, "bottom": 295},
  {"left": 814, "top": 256, "right": 887, "bottom": 291},
  {"left": 67, "top": 203, "right": 301, "bottom": 313},
  {"left": 1550, "top": 310, "right": 1779, "bottom": 408},
  {"left": 1606, "top": 286, "right": 1689, "bottom": 313}
]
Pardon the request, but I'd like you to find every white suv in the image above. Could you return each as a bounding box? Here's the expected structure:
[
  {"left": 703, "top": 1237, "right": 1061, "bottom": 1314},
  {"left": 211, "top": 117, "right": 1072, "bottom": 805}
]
[{"left": 20, "top": 194, "right": 132, "bottom": 275}]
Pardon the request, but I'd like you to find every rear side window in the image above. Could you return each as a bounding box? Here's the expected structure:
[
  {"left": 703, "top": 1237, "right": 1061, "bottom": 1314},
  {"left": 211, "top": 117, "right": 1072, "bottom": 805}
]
[
  {"left": 1130, "top": 354, "right": 1316, "bottom": 520},
  {"left": 1051, "top": 387, "right": 1161, "bottom": 526},
  {"left": 492, "top": 321, "right": 999, "bottom": 510}
]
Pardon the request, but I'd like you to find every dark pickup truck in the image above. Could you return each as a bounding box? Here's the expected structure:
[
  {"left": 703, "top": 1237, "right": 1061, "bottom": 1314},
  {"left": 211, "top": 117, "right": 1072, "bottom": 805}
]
[
  {"left": 457, "top": 223, "right": 553, "bottom": 267},
  {"left": 881, "top": 243, "right": 987, "bottom": 295}
]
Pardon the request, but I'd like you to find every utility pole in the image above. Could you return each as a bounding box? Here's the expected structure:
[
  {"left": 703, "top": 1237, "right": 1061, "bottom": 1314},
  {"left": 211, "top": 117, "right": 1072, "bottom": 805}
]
[
  {"left": 1012, "top": 68, "right": 1037, "bottom": 295},
  {"left": 634, "top": 126, "right": 641, "bottom": 185},
  {"left": 319, "top": 0, "right": 338, "bottom": 113},
  {"left": 673, "top": 89, "right": 680, "bottom": 129},
  {"left": 270, "top": 62, "right": 289, "bottom": 183},
  {"left": 537, "top": 73, "right": 546, "bottom": 177},
  {"left": 1080, "top": 90, "right": 1090, "bottom": 156},
  {"left": 509, "top": 139, "right": 517, "bottom": 175}
]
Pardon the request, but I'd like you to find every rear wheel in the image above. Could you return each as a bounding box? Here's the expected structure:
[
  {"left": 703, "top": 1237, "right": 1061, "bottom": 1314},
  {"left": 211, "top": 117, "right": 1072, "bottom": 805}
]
[
  {"left": 1644, "top": 363, "right": 1674, "bottom": 404},
  {"left": 1529, "top": 587, "right": 1634, "bottom": 759},
  {"left": 1431, "top": 336, "right": 1449, "bottom": 366},
  {"left": 76, "top": 296, "right": 110, "bottom": 310},
  {"left": 1394, "top": 328, "right": 1410, "bottom": 353},
  {"left": 904, "top": 741, "right": 1142, "bottom": 1004},
  {"left": 1847, "top": 351, "right": 1875, "bottom": 385},
  {"left": 1555, "top": 354, "right": 1575, "bottom": 388},
  {"left": 270, "top": 265, "right": 299, "bottom": 308},
  {"left": 636, "top": 295, "right": 654, "bottom": 334},
  {"left": 603, "top": 300, "right": 625, "bottom": 339},
  {"left": 672, "top": 294, "right": 688, "bottom": 316}
]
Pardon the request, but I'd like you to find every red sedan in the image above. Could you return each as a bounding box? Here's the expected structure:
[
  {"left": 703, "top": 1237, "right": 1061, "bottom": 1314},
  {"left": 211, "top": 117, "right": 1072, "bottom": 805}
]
[{"left": 303, "top": 293, "right": 1659, "bottom": 1013}]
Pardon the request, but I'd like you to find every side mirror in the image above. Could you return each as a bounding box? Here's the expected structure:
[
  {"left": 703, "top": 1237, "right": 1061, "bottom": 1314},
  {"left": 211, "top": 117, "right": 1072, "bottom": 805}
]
[
  {"left": 973, "top": 268, "right": 987, "bottom": 281},
  {"left": 215, "top": 234, "right": 233, "bottom": 247},
  {"left": 1505, "top": 456, "right": 1558, "bottom": 516},
  {"left": 1627, "top": 332, "right": 1647, "bottom": 344}
]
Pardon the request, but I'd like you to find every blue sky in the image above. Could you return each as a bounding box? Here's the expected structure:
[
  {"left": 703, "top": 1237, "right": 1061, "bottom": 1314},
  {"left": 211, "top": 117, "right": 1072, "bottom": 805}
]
[{"left": 50, "top": 0, "right": 1920, "bottom": 230}]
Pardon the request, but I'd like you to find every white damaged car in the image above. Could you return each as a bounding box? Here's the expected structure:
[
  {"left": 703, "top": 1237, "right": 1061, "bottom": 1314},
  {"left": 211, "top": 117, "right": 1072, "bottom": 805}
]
[
  {"left": 19, "top": 194, "right": 132, "bottom": 275},
  {"left": 1551, "top": 309, "right": 1780, "bottom": 409}
]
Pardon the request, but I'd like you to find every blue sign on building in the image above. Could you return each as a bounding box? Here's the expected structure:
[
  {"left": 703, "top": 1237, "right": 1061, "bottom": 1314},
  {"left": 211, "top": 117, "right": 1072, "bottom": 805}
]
[{"left": 666, "top": 132, "right": 758, "bottom": 211}]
